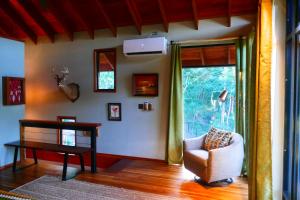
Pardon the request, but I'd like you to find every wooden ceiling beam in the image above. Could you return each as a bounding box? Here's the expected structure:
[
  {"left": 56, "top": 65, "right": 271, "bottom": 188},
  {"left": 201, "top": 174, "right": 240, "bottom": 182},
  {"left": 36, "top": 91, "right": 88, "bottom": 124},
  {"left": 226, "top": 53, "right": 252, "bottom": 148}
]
[
  {"left": 125, "top": 0, "right": 142, "bottom": 34},
  {"left": 227, "top": 0, "right": 231, "bottom": 27},
  {"left": 17, "top": 0, "right": 55, "bottom": 43},
  {"left": 0, "top": 31, "right": 21, "bottom": 41},
  {"left": 46, "top": 0, "right": 73, "bottom": 41},
  {"left": 66, "top": 0, "right": 94, "bottom": 39},
  {"left": 0, "top": 18, "right": 21, "bottom": 41},
  {"left": 191, "top": 0, "right": 199, "bottom": 30},
  {"left": 0, "top": 27, "right": 7, "bottom": 36},
  {"left": 157, "top": 0, "right": 168, "bottom": 32},
  {"left": 94, "top": 0, "right": 117, "bottom": 37},
  {"left": 0, "top": 26, "right": 11, "bottom": 39},
  {"left": 0, "top": 19, "right": 11, "bottom": 38},
  {"left": 0, "top": 1, "right": 37, "bottom": 44}
]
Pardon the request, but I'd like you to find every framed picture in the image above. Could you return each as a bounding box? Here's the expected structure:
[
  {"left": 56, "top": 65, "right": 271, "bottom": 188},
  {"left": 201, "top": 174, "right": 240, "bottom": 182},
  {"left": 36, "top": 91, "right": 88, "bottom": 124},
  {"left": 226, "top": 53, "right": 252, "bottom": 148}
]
[
  {"left": 108, "top": 103, "right": 121, "bottom": 121},
  {"left": 2, "top": 76, "right": 25, "bottom": 105},
  {"left": 132, "top": 73, "right": 158, "bottom": 96},
  {"left": 93, "top": 48, "right": 117, "bottom": 93}
]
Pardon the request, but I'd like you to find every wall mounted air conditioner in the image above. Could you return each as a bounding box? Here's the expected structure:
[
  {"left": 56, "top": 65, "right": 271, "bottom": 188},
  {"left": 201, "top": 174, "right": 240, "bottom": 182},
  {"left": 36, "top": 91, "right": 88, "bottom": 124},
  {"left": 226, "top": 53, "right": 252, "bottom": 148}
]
[{"left": 123, "top": 37, "right": 167, "bottom": 56}]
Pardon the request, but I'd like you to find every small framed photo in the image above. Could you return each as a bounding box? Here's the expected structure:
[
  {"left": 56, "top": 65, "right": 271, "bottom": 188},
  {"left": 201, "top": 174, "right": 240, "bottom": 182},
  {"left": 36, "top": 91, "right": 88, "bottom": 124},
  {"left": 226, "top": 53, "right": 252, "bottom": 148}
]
[
  {"left": 108, "top": 103, "right": 121, "bottom": 121},
  {"left": 2, "top": 76, "right": 25, "bottom": 105},
  {"left": 132, "top": 73, "right": 158, "bottom": 96}
]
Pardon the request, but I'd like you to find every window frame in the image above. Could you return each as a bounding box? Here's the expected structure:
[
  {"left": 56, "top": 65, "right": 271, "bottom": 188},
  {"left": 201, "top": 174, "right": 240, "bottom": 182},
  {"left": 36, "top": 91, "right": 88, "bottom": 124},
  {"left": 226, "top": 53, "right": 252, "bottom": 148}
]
[
  {"left": 93, "top": 48, "right": 117, "bottom": 93},
  {"left": 182, "top": 65, "right": 237, "bottom": 139},
  {"left": 181, "top": 43, "right": 237, "bottom": 139},
  {"left": 57, "top": 116, "right": 77, "bottom": 146},
  {"left": 181, "top": 43, "right": 236, "bottom": 69}
]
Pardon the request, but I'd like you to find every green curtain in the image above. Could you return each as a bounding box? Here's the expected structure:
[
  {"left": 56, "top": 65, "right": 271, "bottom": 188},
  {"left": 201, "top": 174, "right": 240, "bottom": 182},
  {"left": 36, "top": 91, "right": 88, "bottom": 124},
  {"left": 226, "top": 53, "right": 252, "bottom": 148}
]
[
  {"left": 249, "top": 0, "right": 273, "bottom": 199},
  {"left": 235, "top": 31, "right": 255, "bottom": 175},
  {"left": 167, "top": 44, "right": 183, "bottom": 165}
]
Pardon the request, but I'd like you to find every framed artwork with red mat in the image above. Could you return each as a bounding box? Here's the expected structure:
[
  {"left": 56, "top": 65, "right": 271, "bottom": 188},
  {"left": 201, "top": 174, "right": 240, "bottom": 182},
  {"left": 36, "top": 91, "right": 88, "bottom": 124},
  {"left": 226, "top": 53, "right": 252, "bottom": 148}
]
[{"left": 2, "top": 76, "right": 25, "bottom": 105}]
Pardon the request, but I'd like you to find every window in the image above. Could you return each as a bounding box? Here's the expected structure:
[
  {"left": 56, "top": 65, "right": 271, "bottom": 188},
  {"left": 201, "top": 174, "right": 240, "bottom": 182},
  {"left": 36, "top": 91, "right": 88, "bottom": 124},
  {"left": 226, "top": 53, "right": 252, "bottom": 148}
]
[
  {"left": 57, "top": 116, "right": 76, "bottom": 146},
  {"left": 181, "top": 44, "right": 236, "bottom": 139}
]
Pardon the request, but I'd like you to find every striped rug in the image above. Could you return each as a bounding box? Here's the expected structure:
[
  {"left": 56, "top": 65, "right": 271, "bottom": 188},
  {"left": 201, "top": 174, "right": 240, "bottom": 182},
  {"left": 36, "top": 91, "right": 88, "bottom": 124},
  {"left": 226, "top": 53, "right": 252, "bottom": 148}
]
[{"left": 12, "top": 175, "right": 182, "bottom": 200}]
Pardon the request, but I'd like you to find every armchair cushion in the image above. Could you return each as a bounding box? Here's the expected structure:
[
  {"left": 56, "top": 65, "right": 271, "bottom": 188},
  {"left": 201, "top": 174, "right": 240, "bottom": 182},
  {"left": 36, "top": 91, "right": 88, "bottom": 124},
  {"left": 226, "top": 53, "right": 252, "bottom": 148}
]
[
  {"left": 183, "top": 149, "right": 208, "bottom": 167},
  {"left": 183, "top": 135, "right": 206, "bottom": 151},
  {"left": 203, "top": 127, "right": 232, "bottom": 151}
]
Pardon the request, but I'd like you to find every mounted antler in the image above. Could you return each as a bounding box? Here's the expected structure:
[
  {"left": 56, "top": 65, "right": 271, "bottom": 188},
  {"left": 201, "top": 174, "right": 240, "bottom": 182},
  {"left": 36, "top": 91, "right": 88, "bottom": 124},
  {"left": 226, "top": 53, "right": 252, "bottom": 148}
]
[
  {"left": 52, "top": 67, "right": 80, "bottom": 102},
  {"left": 52, "top": 67, "right": 69, "bottom": 86}
]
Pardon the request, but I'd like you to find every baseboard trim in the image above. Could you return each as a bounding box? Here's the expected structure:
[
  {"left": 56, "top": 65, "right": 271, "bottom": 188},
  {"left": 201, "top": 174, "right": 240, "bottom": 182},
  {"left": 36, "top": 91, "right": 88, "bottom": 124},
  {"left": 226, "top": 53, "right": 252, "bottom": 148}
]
[
  {"left": 26, "top": 150, "right": 166, "bottom": 169},
  {"left": 0, "top": 161, "right": 20, "bottom": 171},
  {"left": 99, "top": 153, "right": 166, "bottom": 163}
]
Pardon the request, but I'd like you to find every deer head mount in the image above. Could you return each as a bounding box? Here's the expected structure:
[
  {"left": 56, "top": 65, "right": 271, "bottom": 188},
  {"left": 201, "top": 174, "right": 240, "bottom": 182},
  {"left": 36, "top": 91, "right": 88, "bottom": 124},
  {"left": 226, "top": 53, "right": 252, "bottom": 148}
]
[{"left": 52, "top": 67, "right": 80, "bottom": 102}]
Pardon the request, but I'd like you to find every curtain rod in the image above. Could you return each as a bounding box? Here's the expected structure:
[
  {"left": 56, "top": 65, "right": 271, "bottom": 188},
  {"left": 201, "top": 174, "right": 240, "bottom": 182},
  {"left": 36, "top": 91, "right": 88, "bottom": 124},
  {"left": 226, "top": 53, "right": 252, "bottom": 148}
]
[{"left": 170, "top": 36, "right": 245, "bottom": 46}]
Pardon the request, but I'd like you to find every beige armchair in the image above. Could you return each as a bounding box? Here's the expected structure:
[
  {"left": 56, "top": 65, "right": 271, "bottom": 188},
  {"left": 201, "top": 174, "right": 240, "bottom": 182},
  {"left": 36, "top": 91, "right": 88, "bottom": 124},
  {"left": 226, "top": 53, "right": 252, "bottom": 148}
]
[{"left": 183, "top": 132, "right": 244, "bottom": 184}]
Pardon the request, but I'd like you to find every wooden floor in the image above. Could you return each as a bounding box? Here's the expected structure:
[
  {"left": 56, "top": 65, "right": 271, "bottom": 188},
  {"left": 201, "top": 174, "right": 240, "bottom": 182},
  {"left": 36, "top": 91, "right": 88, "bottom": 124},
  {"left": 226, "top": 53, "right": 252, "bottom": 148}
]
[{"left": 0, "top": 159, "right": 248, "bottom": 200}]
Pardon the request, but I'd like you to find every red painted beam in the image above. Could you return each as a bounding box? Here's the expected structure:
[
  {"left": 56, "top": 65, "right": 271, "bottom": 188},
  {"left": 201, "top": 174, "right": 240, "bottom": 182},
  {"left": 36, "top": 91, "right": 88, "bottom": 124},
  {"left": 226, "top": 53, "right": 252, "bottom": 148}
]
[
  {"left": 66, "top": 0, "right": 94, "bottom": 39},
  {"left": 0, "top": 19, "right": 11, "bottom": 38},
  {"left": 16, "top": 0, "right": 55, "bottom": 43},
  {"left": 0, "top": 1, "right": 37, "bottom": 44},
  {"left": 191, "top": 0, "right": 199, "bottom": 30},
  {"left": 125, "top": 0, "right": 142, "bottom": 34},
  {"left": 46, "top": 0, "right": 74, "bottom": 41},
  {"left": 157, "top": 0, "right": 168, "bottom": 32},
  {"left": 94, "top": 0, "right": 117, "bottom": 37},
  {"left": 227, "top": 0, "right": 231, "bottom": 27},
  {"left": 0, "top": 20, "right": 22, "bottom": 42},
  {"left": 0, "top": 26, "right": 11, "bottom": 39}
]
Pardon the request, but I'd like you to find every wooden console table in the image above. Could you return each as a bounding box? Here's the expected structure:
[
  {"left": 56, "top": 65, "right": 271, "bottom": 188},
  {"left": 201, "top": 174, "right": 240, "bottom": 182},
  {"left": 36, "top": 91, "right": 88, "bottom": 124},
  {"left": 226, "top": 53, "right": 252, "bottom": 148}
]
[{"left": 18, "top": 119, "right": 101, "bottom": 174}]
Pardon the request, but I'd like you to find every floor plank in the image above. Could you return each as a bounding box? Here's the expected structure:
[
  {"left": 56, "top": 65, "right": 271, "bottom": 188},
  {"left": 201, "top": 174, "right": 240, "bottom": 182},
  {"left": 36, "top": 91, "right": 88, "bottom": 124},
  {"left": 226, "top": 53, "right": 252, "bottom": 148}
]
[{"left": 0, "top": 159, "right": 248, "bottom": 199}]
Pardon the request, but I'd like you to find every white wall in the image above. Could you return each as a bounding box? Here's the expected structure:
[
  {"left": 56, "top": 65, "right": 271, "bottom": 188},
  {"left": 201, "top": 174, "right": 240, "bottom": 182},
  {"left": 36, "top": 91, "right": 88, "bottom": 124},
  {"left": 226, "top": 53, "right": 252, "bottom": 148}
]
[
  {"left": 25, "top": 16, "right": 255, "bottom": 160},
  {"left": 271, "top": 0, "right": 286, "bottom": 199},
  {"left": 0, "top": 38, "right": 24, "bottom": 167}
]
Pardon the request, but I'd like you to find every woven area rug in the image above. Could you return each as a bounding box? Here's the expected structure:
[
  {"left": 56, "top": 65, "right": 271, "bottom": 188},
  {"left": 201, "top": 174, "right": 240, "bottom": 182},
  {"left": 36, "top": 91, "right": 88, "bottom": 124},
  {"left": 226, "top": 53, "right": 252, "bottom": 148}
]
[
  {"left": 0, "top": 189, "right": 31, "bottom": 200},
  {"left": 12, "top": 175, "right": 180, "bottom": 200}
]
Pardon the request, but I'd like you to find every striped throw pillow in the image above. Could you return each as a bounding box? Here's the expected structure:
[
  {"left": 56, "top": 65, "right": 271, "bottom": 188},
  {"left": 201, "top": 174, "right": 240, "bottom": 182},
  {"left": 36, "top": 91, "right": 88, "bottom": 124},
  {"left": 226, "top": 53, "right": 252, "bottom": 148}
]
[{"left": 203, "top": 127, "right": 232, "bottom": 151}]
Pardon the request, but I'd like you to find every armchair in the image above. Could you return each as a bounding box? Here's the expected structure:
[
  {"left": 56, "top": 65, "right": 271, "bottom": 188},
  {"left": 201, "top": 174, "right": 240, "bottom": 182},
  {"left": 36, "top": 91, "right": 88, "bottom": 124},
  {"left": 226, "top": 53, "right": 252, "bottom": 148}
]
[{"left": 183, "top": 132, "right": 244, "bottom": 184}]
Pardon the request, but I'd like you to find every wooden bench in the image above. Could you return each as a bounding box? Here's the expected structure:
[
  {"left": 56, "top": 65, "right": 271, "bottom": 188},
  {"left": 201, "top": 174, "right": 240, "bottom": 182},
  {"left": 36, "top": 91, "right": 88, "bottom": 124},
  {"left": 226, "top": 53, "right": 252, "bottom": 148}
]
[{"left": 5, "top": 140, "right": 90, "bottom": 181}]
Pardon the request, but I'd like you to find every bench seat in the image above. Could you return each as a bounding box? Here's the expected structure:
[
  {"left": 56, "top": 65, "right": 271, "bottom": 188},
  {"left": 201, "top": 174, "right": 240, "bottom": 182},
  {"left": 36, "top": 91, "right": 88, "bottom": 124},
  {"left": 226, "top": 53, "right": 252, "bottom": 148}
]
[
  {"left": 5, "top": 141, "right": 90, "bottom": 154},
  {"left": 5, "top": 140, "right": 90, "bottom": 181}
]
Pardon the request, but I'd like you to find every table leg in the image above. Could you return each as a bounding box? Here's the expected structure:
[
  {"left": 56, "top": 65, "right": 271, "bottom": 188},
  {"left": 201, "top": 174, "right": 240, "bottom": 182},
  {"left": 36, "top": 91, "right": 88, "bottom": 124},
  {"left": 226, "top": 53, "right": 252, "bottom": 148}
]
[
  {"left": 90, "top": 128, "right": 97, "bottom": 173},
  {"left": 62, "top": 153, "right": 69, "bottom": 181},
  {"left": 32, "top": 149, "right": 38, "bottom": 164},
  {"left": 19, "top": 125, "right": 25, "bottom": 162},
  {"left": 79, "top": 154, "right": 85, "bottom": 172},
  {"left": 12, "top": 147, "right": 18, "bottom": 172}
]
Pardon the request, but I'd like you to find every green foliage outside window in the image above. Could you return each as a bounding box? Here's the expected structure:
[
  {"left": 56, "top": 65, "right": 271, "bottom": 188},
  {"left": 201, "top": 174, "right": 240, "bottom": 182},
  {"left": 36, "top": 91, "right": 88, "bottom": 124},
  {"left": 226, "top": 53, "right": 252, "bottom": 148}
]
[
  {"left": 183, "top": 67, "right": 236, "bottom": 139},
  {"left": 98, "top": 71, "right": 114, "bottom": 89}
]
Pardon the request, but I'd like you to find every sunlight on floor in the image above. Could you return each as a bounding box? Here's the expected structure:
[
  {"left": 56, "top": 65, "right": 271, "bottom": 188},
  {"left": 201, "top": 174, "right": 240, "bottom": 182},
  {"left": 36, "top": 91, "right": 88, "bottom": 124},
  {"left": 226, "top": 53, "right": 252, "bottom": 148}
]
[{"left": 180, "top": 165, "right": 196, "bottom": 180}]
